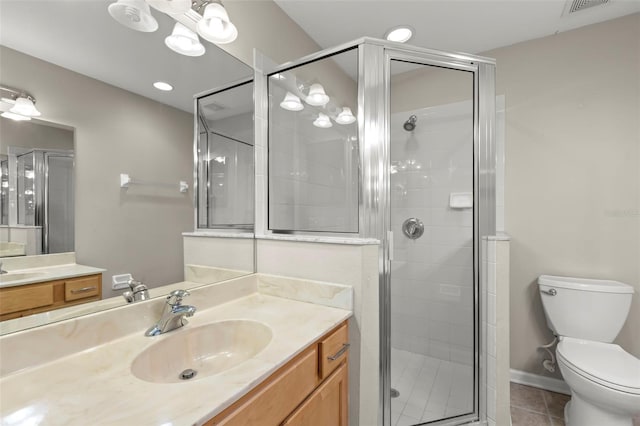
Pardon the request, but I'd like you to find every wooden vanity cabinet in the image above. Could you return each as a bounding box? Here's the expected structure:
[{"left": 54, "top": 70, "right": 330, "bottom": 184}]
[
  {"left": 205, "top": 321, "right": 349, "bottom": 426},
  {"left": 0, "top": 274, "right": 102, "bottom": 321}
]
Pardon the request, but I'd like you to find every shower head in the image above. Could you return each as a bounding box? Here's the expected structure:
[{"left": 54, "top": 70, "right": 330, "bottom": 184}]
[{"left": 403, "top": 115, "right": 417, "bottom": 131}]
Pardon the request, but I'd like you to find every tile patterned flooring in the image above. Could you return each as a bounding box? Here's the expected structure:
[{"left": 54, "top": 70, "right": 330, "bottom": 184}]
[
  {"left": 510, "top": 383, "right": 569, "bottom": 426},
  {"left": 511, "top": 383, "right": 640, "bottom": 426},
  {"left": 391, "top": 348, "right": 473, "bottom": 426}
]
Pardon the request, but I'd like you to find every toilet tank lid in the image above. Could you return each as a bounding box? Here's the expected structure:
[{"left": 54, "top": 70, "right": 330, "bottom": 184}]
[{"left": 538, "top": 275, "right": 634, "bottom": 294}]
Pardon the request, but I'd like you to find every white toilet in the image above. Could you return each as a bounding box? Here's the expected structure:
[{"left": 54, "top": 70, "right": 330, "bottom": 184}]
[{"left": 538, "top": 275, "right": 640, "bottom": 426}]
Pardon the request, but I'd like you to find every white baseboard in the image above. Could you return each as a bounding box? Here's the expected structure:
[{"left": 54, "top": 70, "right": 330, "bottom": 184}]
[{"left": 510, "top": 369, "right": 571, "bottom": 395}]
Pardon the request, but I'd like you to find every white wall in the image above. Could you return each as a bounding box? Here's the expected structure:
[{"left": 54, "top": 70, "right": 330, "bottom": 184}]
[
  {"left": 256, "top": 239, "right": 379, "bottom": 426},
  {"left": 1, "top": 46, "right": 194, "bottom": 298},
  {"left": 483, "top": 13, "right": 640, "bottom": 374}
]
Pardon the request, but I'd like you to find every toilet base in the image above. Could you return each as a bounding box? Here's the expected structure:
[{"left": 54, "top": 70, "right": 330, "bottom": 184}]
[{"left": 566, "top": 392, "right": 633, "bottom": 426}]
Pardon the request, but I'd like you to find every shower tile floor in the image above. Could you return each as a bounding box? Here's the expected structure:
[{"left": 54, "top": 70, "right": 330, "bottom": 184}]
[{"left": 391, "top": 348, "right": 474, "bottom": 426}]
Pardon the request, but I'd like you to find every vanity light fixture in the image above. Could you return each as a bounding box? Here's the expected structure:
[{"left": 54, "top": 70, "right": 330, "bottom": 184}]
[
  {"left": 1, "top": 111, "right": 31, "bottom": 121},
  {"left": 0, "top": 86, "right": 41, "bottom": 121},
  {"left": 305, "top": 83, "right": 330, "bottom": 107},
  {"left": 153, "top": 81, "right": 174, "bottom": 91},
  {"left": 280, "top": 92, "right": 304, "bottom": 111},
  {"left": 196, "top": 2, "right": 238, "bottom": 44},
  {"left": 313, "top": 113, "right": 333, "bottom": 129},
  {"left": 108, "top": 0, "right": 159, "bottom": 32},
  {"left": 385, "top": 26, "right": 414, "bottom": 43},
  {"left": 165, "top": 23, "right": 206, "bottom": 56},
  {"left": 335, "top": 107, "right": 356, "bottom": 125}
]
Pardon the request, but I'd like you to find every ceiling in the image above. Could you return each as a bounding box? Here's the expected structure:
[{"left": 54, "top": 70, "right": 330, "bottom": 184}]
[
  {"left": 1, "top": 0, "right": 638, "bottom": 114},
  {"left": 274, "top": 0, "right": 640, "bottom": 55}
]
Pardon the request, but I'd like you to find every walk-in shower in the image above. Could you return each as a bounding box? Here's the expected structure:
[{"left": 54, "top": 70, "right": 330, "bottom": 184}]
[{"left": 255, "top": 38, "right": 495, "bottom": 426}]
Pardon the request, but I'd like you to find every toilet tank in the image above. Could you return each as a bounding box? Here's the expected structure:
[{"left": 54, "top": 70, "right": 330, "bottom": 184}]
[{"left": 538, "top": 275, "right": 634, "bottom": 342}]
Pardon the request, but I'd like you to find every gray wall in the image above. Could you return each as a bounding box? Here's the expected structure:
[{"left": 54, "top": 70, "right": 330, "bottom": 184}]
[
  {"left": 485, "top": 14, "right": 640, "bottom": 375},
  {"left": 0, "top": 119, "right": 73, "bottom": 154},
  {"left": 0, "top": 46, "right": 194, "bottom": 298}
]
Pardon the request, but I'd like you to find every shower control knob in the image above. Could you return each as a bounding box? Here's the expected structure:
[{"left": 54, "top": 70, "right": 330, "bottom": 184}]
[{"left": 402, "top": 218, "right": 424, "bottom": 240}]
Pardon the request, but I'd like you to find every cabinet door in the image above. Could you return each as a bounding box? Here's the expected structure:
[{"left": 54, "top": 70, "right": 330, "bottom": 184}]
[{"left": 282, "top": 362, "right": 348, "bottom": 426}]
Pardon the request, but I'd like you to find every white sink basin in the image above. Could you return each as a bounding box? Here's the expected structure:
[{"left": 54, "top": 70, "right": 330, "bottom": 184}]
[
  {"left": 131, "top": 320, "right": 272, "bottom": 383},
  {"left": 0, "top": 272, "right": 46, "bottom": 284}
]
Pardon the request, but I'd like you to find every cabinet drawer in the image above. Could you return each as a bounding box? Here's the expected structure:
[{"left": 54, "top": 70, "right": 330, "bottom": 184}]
[
  {"left": 65, "top": 276, "right": 100, "bottom": 301},
  {"left": 209, "top": 346, "right": 319, "bottom": 426},
  {"left": 282, "top": 362, "right": 348, "bottom": 426},
  {"left": 319, "top": 323, "right": 349, "bottom": 380},
  {"left": 0, "top": 284, "right": 54, "bottom": 315}
]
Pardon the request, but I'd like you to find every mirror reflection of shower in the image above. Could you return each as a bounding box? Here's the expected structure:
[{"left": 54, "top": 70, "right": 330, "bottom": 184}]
[{"left": 403, "top": 114, "right": 417, "bottom": 131}]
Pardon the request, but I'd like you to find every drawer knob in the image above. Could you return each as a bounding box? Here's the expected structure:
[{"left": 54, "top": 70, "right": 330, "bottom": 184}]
[{"left": 327, "top": 343, "right": 350, "bottom": 361}]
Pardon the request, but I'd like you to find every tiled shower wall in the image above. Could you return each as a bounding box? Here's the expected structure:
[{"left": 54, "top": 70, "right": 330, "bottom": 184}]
[{"left": 390, "top": 100, "right": 475, "bottom": 365}]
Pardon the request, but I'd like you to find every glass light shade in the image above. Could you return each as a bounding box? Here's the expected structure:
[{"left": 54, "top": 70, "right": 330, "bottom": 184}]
[
  {"left": 313, "top": 113, "right": 332, "bottom": 128},
  {"left": 196, "top": 3, "right": 238, "bottom": 44},
  {"left": 10, "top": 97, "right": 41, "bottom": 117},
  {"left": 108, "top": 0, "right": 158, "bottom": 32},
  {"left": 147, "top": 0, "right": 191, "bottom": 14},
  {"left": 335, "top": 107, "right": 356, "bottom": 125},
  {"left": 165, "top": 23, "right": 206, "bottom": 56},
  {"left": 305, "top": 83, "right": 330, "bottom": 106},
  {"left": 280, "top": 92, "right": 304, "bottom": 111},
  {"left": 1, "top": 111, "right": 31, "bottom": 121}
]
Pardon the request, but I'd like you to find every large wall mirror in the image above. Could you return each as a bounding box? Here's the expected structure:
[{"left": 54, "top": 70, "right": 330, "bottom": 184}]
[{"left": 0, "top": 0, "right": 254, "bottom": 333}]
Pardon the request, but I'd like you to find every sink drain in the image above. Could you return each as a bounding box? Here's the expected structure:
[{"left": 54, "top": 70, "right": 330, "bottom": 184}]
[{"left": 179, "top": 369, "right": 197, "bottom": 380}]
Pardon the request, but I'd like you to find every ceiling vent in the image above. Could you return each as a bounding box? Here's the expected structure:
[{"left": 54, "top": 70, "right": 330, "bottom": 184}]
[{"left": 565, "top": 0, "right": 610, "bottom": 14}]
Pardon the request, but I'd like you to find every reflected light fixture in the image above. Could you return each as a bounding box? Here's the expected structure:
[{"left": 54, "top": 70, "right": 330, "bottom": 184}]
[
  {"left": 280, "top": 92, "right": 304, "bottom": 111},
  {"left": 196, "top": 2, "right": 238, "bottom": 44},
  {"left": 108, "top": 0, "right": 238, "bottom": 58},
  {"left": 385, "top": 26, "right": 413, "bottom": 43},
  {"left": 313, "top": 113, "right": 333, "bottom": 128},
  {"left": 335, "top": 107, "right": 356, "bottom": 125},
  {"left": 305, "top": 83, "right": 330, "bottom": 107},
  {"left": 153, "top": 81, "right": 174, "bottom": 91},
  {"left": 165, "top": 23, "right": 206, "bottom": 56},
  {"left": 108, "top": 0, "right": 159, "bottom": 32},
  {"left": 0, "top": 86, "right": 41, "bottom": 121},
  {"left": 147, "top": 0, "right": 191, "bottom": 14}
]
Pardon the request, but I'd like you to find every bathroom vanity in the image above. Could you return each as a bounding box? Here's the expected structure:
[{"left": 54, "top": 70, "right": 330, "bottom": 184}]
[
  {"left": 0, "top": 273, "right": 102, "bottom": 321},
  {"left": 206, "top": 322, "right": 349, "bottom": 425},
  {"left": 0, "top": 253, "right": 105, "bottom": 321},
  {"left": 0, "top": 274, "right": 353, "bottom": 426}
]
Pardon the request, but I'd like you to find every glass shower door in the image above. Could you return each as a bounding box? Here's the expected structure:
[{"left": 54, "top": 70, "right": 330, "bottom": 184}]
[{"left": 389, "top": 59, "right": 476, "bottom": 425}]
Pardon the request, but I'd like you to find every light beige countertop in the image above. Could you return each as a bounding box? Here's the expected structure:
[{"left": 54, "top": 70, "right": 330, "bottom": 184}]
[
  {"left": 0, "top": 275, "right": 353, "bottom": 426},
  {"left": 0, "top": 263, "right": 106, "bottom": 288}
]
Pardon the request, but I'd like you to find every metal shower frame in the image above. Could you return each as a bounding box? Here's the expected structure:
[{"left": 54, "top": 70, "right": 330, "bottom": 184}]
[{"left": 253, "top": 37, "right": 496, "bottom": 426}]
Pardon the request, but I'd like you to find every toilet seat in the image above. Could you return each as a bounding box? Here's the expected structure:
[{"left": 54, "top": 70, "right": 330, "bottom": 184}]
[{"left": 557, "top": 337, "right": 640, "bottom": 395}]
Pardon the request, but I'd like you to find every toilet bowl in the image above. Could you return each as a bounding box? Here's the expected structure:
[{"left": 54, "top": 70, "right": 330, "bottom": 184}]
[
  {"left": 557, "top": 337, "right": 640, "bottom": 426},
  {"left": 538, "top": 275, "right": 639, "bottom": 426}
]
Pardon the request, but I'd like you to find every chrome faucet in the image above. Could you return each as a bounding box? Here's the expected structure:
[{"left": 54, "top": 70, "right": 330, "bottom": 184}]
[
  {"left": 122, "top": 278, "right": 149, "bottom": 303},
  {"left": 0, "top": 261, "right": 7, "bottom": 275},
  {"left": 145, "top": 289, "right": 196, "bottom": 336}
]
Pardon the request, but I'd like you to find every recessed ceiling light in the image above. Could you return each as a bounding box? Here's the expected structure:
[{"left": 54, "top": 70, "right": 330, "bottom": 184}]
[
  {"left": 385, "top": 26, "right": 413, "bottom": 43},
  {"left": 153, "top": 81, "right": 173, "bottom": 91}
]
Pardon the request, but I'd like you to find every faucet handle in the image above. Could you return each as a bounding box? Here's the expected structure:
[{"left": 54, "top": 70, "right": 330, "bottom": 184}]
[{"left": 166, "top": 289, "right": 190, "bottom": 306}]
